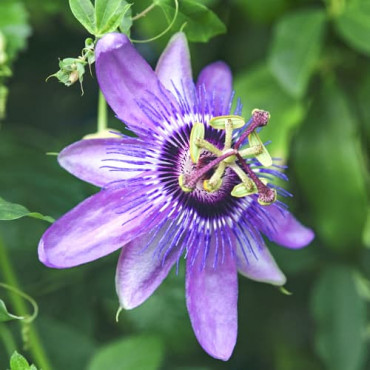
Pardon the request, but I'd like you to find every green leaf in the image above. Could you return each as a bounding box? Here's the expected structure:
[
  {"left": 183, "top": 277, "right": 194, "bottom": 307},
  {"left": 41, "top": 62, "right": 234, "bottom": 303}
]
[
  {"left": 0, "top": 197, "right": 54, "bottom": 223},
  {"left": 311, "top": 265, "right": 367, "bottom": 370},
  {"left": 0, "top": 299, "right": 24, "bottom": 322},
  {"left": 119, "top": 2, "right": 133, "bottom": 35},
  {"left": 155, "top": 0, "right": 226, "bottom": 42},
  {"left": 335, "top": 0, "right": 370, "bottom": 56},
  {"left": 293, "top": 80, "right": 367, "bottom": 250},
  {"left": 10, "top": 351, "right": 37, "bottom": 370},
  {"left": 0, "top": 0, "right": 31, "bottom": 61},
  {"left": 69, "top": 0, "right": 96, "bottom": 34},
  {"left": 95, "top": 0, "right": 132, "bottom": 35},
  {"left": 235, "top": 0, "right": 289, "bottom": 23},
  {"left": 269, "top": 9, "right": 326, "bottom": 98},
  {"left": 88, "top": 335, "right": 164, "bottom": 370},
  {"left": 234, "top": 64, "right": 306, "bottom": 159}
]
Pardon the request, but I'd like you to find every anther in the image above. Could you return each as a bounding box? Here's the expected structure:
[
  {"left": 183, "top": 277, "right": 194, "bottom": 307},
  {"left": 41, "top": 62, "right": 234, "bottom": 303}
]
[
  {"left": 248, "top": 131, "right": 272, "bottom": 167},
  {"left": 189, "top": 122, "right": 205, "bottom": 164},
  {"left": 209, "top": 115, "right": 245, "bottom": 130}
]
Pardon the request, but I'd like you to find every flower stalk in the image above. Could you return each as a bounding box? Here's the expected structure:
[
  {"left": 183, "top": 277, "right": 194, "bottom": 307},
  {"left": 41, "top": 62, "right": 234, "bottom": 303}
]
[
  {"left": 97, "top": 90, "right": 108, "bottom": 133},
  {"left": 0, "top": 236, "right": 52, "bottom": 370}
]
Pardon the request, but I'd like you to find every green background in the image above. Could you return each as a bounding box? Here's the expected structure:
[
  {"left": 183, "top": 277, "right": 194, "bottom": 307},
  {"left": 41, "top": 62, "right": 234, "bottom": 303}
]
[{"left": 0, "top": 0, "right": 369, "bottom": 369}]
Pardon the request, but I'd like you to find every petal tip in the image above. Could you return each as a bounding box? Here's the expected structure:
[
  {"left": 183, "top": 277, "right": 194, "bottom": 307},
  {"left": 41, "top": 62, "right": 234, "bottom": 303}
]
[
  {"left": 199, "top": 336, "right": 235, "bottom": 361},
  {"left": 38, "top": 237, "right": 59, "bottom": 268},
  {"left": 96, "top": 33, "right": 130, "bottom": 59}
]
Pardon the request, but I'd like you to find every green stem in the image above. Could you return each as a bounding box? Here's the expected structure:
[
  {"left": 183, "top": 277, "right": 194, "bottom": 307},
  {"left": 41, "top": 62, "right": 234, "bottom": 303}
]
[
  {"left": 0, "top": 236, "right": 52, "bottom": 370},
  {"left": 0, "top": 323, "right": 17, "bottom": 356},
  {"left": 97, "top": 90, "right": 108, "bottom": 133},
  {"left": 131, "top": 3, "right": 156, "bottom": 21}
]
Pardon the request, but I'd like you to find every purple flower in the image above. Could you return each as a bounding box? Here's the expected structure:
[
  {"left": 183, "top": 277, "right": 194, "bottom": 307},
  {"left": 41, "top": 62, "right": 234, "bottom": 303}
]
[{"left": 38, "top": 33, "right": 314, "bottom": 361}]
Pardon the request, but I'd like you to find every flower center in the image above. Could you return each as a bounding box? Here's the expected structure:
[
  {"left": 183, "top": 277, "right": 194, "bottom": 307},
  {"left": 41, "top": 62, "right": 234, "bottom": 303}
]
[{"left": 178, "top": 109, "right": 277, "bottom": 206}]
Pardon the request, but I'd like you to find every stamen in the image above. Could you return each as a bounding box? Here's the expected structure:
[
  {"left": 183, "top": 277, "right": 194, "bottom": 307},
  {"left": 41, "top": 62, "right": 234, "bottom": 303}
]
[
  {"left": 203, "top": 161, "right": 226, "bottom": 192},
  {"left": 179, "top": 110, "right": 277, "bottom": 206},
  {"left": 224, "top": 119, "right": 234, "bottom": 149},
  {"left": 236, "top": 153, "right": 276, "bottom": 205},
  {"left": 189, "top": 122, "right": 205, "bottom": 164},
  {"left": 209, "top": 115, "right": 245, "bottom": 130},
  {"left": 228, "top": 163, "right": 255, "bottom": 190},
  {"left": 196, "top": 138, "right": 222, "bottom": 156},
  {"left": 239, "top": 144, "right": 263, "bottom": 158},
  {"left": 248, "top": 131, "right": 272, "bottom": 167}
]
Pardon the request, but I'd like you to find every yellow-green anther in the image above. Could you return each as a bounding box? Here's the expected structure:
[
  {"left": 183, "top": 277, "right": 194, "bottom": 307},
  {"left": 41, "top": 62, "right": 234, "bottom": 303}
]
[
  {"left": 209, "top": 115, "right": 245, "bottom": 130},
  {"left": 239, "top": 144, "right": 264, "bottom": 158},
  {"left": 189, "top": 122, "right": 205, "bottom": 163},
  {"left": 178, "top": 174, "right": 193, "bottom": 193},
  {"left": 231, "top": 182, "right": 258, "bottom": 198},
  {"left": 248, "top": 131, "right": 272, "bottom": 167}
]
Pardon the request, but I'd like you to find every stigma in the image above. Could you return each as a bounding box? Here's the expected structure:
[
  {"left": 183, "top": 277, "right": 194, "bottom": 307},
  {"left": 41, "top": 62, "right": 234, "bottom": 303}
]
[{"left": 178, "top": 109, "right": 277, "bottom": 206}]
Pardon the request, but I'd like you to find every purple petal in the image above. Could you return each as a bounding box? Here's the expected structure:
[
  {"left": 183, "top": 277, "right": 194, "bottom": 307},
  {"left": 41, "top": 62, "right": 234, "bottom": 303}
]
[
  {"left": 155, "top": 32, "right": 194, "bottom": 104},
  {"left": 95, "top": 33, "right": 177, "bottom": 133},
  {"left": 196, "top": 61, "right": 233, "bottom": 116},
  {"left": 262, "top": 205, "right": 315, "bottom": 249},
  {"left": 58, "top": 138, "right": 148, "bottom": 187},
  {"left": 38, "top": 186, "right": 160, "bottom": 268},
  {"left": 236, "top": 235, "right": 286, "bottom": 286},
  {"left": 116, "top": 228, "right": 178, "bottom": 309},
  {"left": 186, "top": 246, "right": 238, "bottom": 361}
]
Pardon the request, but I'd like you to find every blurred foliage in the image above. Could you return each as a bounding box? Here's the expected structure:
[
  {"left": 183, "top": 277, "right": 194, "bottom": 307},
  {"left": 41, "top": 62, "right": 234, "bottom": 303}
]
[
  {"left": 9, "top": 351, "right": 38, "bottom": 370},
  {"left": 0, "top": 0, "right": 370, "bottom": 369}
]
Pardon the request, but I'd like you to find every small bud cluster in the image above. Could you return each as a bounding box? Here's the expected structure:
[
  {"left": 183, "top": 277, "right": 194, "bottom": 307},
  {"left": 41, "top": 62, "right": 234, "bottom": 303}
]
[
  {"left": 179, "top": 109, "right": 277, "bottom": 206},
  {"left": 47, "top": 38, "right": 95, "bottom": 94}
]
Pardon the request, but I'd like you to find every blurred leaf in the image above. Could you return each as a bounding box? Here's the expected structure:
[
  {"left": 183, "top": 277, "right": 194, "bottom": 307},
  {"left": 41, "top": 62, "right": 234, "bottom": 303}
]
[
  {"left": 293, "top": 80, "right": 367, "bottom": 250},
  {"left": 155, "top": 0, "right": 226, "bottom": 42},
  {"left": 363, "top": 208, "right": 370, "bottom": 248},
  {"left": 38, "top": 317, "right": 95, "bottom": 370},
  {"left": 234, "top": 64, "right": 306, "bottom": 159},
  {"left": 0, "top": 197, "right": 54, "bottom": 223},
  {"left": 0, "top": 299, "right": 24, "bottom": 322},
  {"left": 95, "top": 0, "right": 132, "bottom": 35},
  {"left": 353, "top": 271, "right": 370, "bottom": 301},
  {"left": 69, "top": 0, "right": 96, "bottom": 34},
  {"left": 119, "top": 1, "right": 133, "bottom": 35},
  {"left": 0, "top": 0, "right": 31, "bottom": 61},
  {"left": 235, "top": 0, "right": 289, "bottom": 23},
  {"left": 335, "top": 0, "right": 370, "bottom": 56},
  {"left": 10, "top": 351, "right": 37, "bottom": 370},
  {"left": 311, "top": 265, "right": 367, "bottom": 370},
  {"left": 269, "top": 9, "right": 326, "bottom": 98},
  {"left": 88, "top": 335, "right": 164, "bottom": 370}
]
